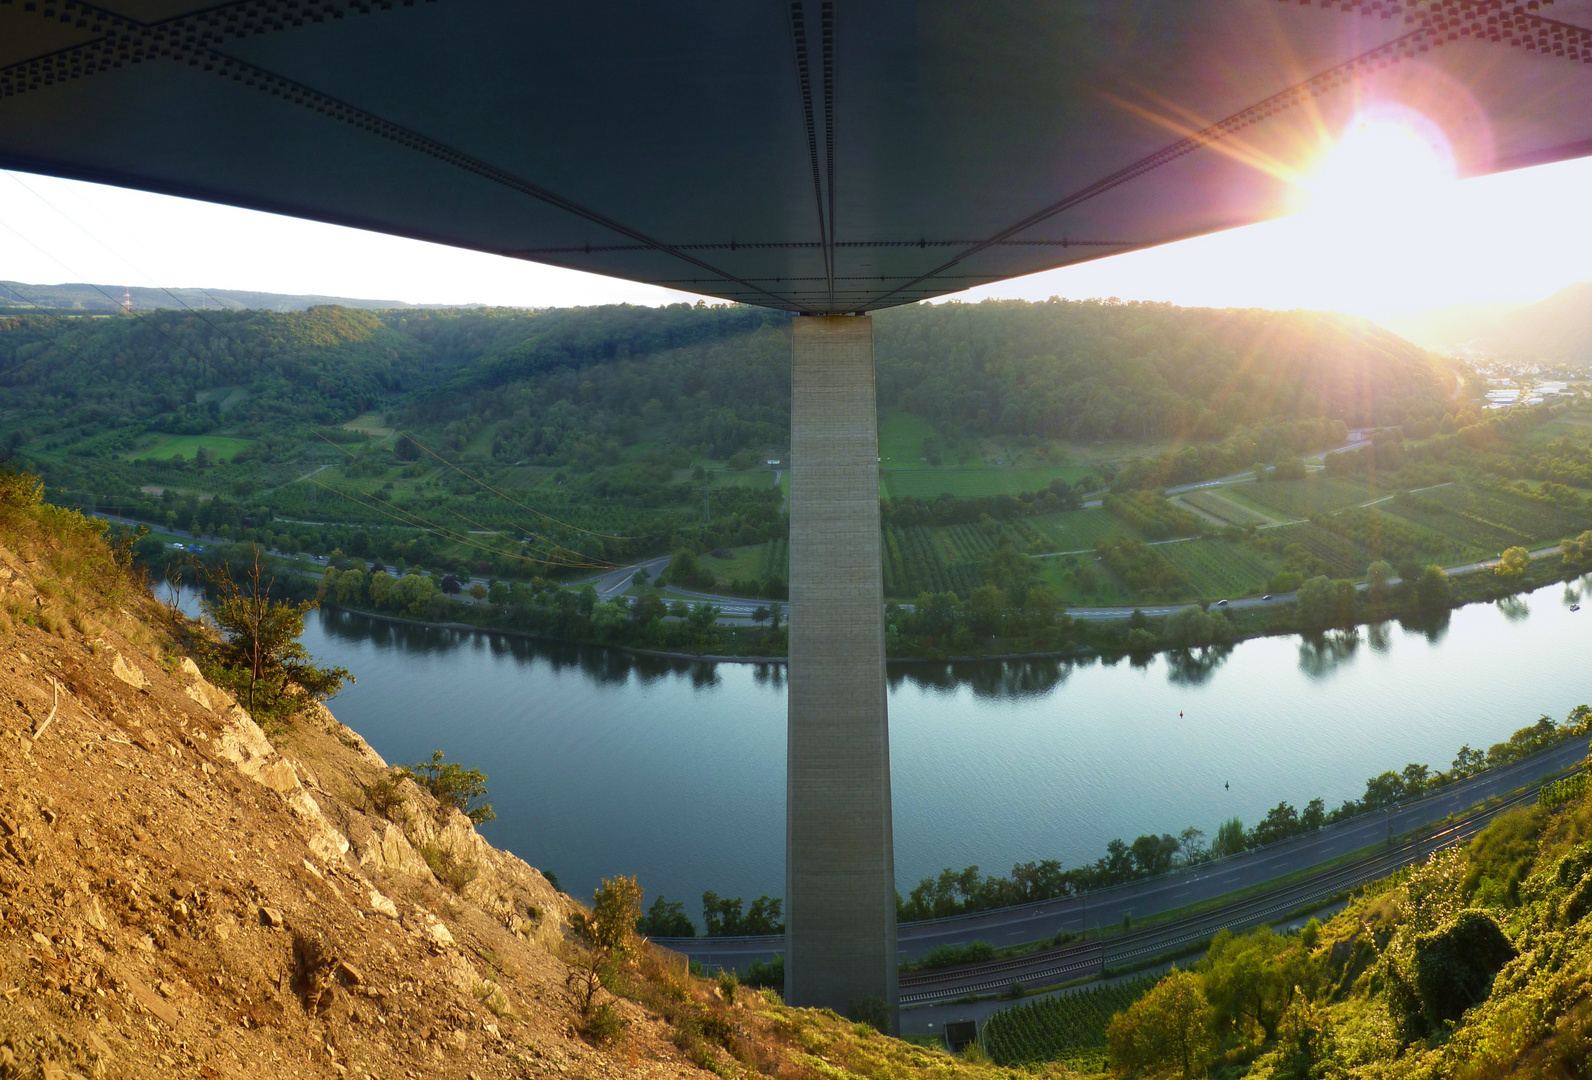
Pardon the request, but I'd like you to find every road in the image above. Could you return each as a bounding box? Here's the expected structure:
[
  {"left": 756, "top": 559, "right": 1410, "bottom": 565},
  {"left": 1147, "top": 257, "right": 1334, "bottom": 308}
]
[
  {"left": 654, "top": 734, "right": 1588, "bottom": 970},
  {"left": 896, "top": 783, "right": 1532, "bottom": 1018}
]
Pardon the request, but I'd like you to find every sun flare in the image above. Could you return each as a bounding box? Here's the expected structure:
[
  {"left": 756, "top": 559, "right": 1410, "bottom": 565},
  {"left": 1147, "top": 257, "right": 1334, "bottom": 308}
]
[{"left": 1302, "top": 107, "right": 1458, "bottom": 219}]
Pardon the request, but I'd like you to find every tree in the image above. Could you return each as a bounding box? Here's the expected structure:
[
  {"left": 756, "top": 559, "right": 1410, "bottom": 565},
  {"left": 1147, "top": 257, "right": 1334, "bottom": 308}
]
[
  {"left": 201, "top": 545, "right": 349, "bottom": 715},
  {"left": 668, "top": 549, "right": 699, "bottom": 585},
  {"left": 468, "top": 582, "right": 488, "bottom": 600},
  {"left": 1211, "top": 817, "right": 1247, "bottom": 859},
  {"left": 767, "top": 601, "right": 783, "bottom": 630},
  {"left": 1201, "top": 927, "right": 1302, "bottom": 1043},
  {"left": 632, "top": 594, "right": 667, "bottom": 625},
  {"left": 636, "top": 895, "right": 695, "bottom": 938},
  {"left": 401, "top": 750, "right": 497, "bottom": 824},
  {"left": 1106, "top": 968, "right": 1215, "bottom": 1079},
  {"left": 578, "top": 584, "right": 599, "bottom": 615},
  {"left": 567, "top": 875, "right": 643, "bottom": 1021},
  {"left": 701, "top": 891, "right": 784, "bottom": 936},
  {"left": 1416, "top": 564, "right": 1452, "bottom": 612},
  {"left": 967, "top": 584, "right": 1008, "bottom": 637},
  {"left": 1495, "top": 545, "right": 1531, "bottom": 578},
  {"left": 1366, "top": 560, "right": 1393, "bottom": 603},
  {"left": 1249, "top": 802, "right": 1301, "bottom": 846},
  {"left": 752, "top": 605, "right": 770, "bottom": 626},
  {"left": 983, "top": 540, "right": 1037, "bottom": 601},
  {"left": 687, "top": 601, "right": 719, "bottom": 632}
]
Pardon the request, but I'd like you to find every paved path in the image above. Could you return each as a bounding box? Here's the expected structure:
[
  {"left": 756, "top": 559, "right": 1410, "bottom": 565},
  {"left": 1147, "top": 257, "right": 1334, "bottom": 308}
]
[{"left": 654, "top": 735, "right": 1588, "bottom": 970}]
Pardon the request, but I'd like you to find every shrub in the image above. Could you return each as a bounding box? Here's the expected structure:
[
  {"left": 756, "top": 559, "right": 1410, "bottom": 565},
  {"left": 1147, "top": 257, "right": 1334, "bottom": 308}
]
[
  {"left": 1397, "top": 910, "right": 1516, "bottom": 1033},
  {"left": 401, "top": 750, "right": 496, "bottom": 824},
  {"left": 847, "top": 995, "right": 890, "bottom": 1034},
  {"left": 363, "top": 772, "right": 407, "bottom": 818},
  {"left": 582, "top": 1001, "right": 626, "bottom": 1045},
  {"left": 417, "top": 843, "right": 479, "bottom": 893}
]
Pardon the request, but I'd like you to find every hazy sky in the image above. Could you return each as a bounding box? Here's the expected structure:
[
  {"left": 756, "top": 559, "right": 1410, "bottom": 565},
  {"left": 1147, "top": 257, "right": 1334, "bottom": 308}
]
[{"left": 4, "top": 119, "right": 1592, "bottom": 319}]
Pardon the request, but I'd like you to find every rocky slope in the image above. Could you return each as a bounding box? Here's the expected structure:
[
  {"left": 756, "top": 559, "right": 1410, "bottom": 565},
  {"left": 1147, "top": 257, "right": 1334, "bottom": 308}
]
[
  {"left": 0, "top": 534, "right": 660, "bottom": 1079},
  {"left": 0, "top": 492, "right": 1034, "bottom": 1080}
]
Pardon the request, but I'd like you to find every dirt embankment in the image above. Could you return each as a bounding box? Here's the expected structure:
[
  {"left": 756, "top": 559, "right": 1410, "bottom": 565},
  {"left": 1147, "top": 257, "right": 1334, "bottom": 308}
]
[{"left": 0, "top": 540, "right": 713, "bottom": 1080}]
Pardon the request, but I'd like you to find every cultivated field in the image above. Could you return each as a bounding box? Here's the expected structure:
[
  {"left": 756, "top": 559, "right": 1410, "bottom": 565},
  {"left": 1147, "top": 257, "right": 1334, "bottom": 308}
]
[
  {"left": 1156, "top": 538, "right": 1280, "bottom": 597},
  {"left": 880, "top": 465, "right": 1094, "bottom": 500},
  {"left": 1176, "top": 488, "right": 1276, "bottom": 526},
  {"left": 126, "top": 433, "right": 254, "bottom": 462}
]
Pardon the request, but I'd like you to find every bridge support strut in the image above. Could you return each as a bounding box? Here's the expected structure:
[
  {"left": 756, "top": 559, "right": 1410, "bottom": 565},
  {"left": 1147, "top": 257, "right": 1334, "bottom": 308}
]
[{"left": 785, "top": 314, "right": 898, "bottom": 1026}]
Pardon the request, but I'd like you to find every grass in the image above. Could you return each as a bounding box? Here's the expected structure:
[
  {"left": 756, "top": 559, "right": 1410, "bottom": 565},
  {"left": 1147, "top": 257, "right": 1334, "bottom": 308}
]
[
  {"left": 1027, "top": 508, "right": 1133, "bottom": 552},
  {"left": 341, "top": 411, "right": 392, "bottom": 436},
  {"left": 126, "top": 433, "right": 254, "bottom": 462},
  {"left": 700, "top": 544, "right": 769, "bottom": 584},
  {"left": 195, "top": 385, "right": 250, "bottom": 410},
  {"left": 1232, "top": 477, "right": 1385, "bottom": 519},
  {"left": 878, "top": 409, "right": 940, "bottom": 463},
  {"left": 882, "top": 466, "right": 1095, "bottom": 500},
  {"left": 708, "top": 469, "right": 779, "bottom": 490}
]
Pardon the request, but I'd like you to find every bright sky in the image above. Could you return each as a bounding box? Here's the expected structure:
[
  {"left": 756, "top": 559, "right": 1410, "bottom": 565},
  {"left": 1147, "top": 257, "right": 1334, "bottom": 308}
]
[{"left": 3, "top": 115, "right": 1592, "bottom": 320}]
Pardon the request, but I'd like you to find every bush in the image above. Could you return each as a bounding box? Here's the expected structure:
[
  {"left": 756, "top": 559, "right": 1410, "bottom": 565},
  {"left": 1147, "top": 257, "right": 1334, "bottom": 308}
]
[
  {"left": 401, "top": 750, "right": 496, "bottom": 824},
  {"left": 920, "top": 940, "right": 995, "bottom": 969},
  {"left": 582, "top": 1001, "right": 626, "bottom": 1045},
  {"left": 418, "top": 843, "right": 479, "bottom": 893},
  {"left": 847, "top": 995, "right": 891, "bottom": 1034},
  {"left": 1391, "top": 910, "right": 1516, "bottom": 1035},
  {"left": 363, "top": 772, "right": 407, "bottom": 819}
]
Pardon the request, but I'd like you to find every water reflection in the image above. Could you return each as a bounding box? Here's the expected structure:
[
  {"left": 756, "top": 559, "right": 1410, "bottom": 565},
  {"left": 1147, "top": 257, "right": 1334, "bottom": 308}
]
[
  {"left": 1398, "top": 608, "right": 1451, "bottom": 644},
  {"left": 1298, "top": 629, "right": 1361, "bottom": 679},
  {"left": 1367, "top": 621, "right": 1393, "bottom": 652},
  {"left": 316, "top": 608, "right": 722, "bottom": 688},
  {"left": 1165, "top": 645, "right": 1232, "bottom": 686},
  {"left": 1498, "top": 595, "right": 1531, "bottom": 622}
]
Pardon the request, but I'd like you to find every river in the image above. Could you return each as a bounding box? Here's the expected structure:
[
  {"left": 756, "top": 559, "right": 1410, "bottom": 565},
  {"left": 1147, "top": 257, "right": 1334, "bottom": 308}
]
[{"left": 259, "top": 577, "right": 1592, "bottom": 920}]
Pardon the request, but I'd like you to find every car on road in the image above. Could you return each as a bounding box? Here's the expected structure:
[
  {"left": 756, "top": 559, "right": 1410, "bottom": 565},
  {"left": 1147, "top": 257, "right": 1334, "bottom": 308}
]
[
  {"left": 1216, "top": 599, "right": 1228, "bottom": 606},
  {"left": 1262, "top": 594, "right": 1272, "bottom": 601}
]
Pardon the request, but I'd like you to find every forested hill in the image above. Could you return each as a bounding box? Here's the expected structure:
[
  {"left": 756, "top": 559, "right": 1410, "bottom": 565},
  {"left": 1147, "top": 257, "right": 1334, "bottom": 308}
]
[
  {"left": 0, "top": 279, "right": 417, "bottom": 313},
  {"left": 0, "top": 298, "right": 1452, "bottom": 468},
  {"left": 872, "top": 300, "right": 1448, "bottom": 441}
]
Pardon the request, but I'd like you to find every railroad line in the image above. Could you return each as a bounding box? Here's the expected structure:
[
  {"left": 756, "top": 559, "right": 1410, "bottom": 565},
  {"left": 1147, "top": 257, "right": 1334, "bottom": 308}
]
[{"left": 899, "top": 784, "right": 1545, "bottom": 1005}]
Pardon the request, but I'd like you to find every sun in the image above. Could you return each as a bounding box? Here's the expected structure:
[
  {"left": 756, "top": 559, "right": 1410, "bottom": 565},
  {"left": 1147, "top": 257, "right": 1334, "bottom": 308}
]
[{"left": 1301, "top": 106, "right": 1458, "bottom": 221}]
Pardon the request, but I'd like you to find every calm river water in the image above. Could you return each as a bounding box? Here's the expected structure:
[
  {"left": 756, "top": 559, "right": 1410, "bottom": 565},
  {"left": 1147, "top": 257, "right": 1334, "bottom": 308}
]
[{"left": 284, "top": 576, "right": 1592, "bottom": 919}]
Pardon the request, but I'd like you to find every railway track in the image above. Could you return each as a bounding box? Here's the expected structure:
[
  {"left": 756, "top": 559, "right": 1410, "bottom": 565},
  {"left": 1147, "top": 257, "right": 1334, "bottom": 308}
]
[{"left": 898, "top": 783, "right": 1546, "bottom": 1005}]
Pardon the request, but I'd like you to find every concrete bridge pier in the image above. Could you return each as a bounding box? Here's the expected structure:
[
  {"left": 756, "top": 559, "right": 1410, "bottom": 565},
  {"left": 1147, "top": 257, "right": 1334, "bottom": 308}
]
[{"left": 784, "top": 314, "right": 898, "bottom": 1027}]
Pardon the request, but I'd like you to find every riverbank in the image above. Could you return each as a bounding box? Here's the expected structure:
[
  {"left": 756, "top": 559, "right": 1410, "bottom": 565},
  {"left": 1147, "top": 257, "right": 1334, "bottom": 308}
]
[{"left": 305, "top": 548, "right": 1589, "bottom": 667}]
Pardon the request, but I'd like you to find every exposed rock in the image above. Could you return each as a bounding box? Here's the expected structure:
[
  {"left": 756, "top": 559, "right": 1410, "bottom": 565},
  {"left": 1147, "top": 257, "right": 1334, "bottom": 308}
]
[{"left": 109, "top": 652, "right": 147, "bottom": 689}]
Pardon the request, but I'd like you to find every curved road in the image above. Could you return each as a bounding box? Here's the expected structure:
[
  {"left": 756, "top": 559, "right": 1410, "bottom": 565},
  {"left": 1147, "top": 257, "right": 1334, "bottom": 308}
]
[{"left": 655, "top": 734, "right": 1588, "bottom": 970}]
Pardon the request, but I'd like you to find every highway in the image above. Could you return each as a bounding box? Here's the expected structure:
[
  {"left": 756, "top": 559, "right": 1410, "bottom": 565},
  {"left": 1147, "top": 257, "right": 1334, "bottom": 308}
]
[
  {"left": 896, "top": 785, "right": 1539, "bottom": 1006},
  {"left": 654, "top": 734, "right": 1588, "bottom": 971}
]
